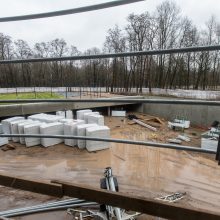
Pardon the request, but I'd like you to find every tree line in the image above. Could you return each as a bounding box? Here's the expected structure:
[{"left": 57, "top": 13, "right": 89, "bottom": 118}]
[{"left": 0, "top": 0, "right": 220, "bottom": 93}]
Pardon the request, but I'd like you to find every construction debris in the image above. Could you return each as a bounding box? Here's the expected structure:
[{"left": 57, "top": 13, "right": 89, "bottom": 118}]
[
  {"left": 132, "top": 119, "right": 157, "bottom": 131},
  {"left": 156, "top": 192, "right": 186, "bottom": 203},
  {"left": 1, "top": 144, "right": 16, "bottom": 151},
  {"left": 177, "top": 135, "right": 191, "bottom": 142},
  {"left": 168, "top": 139, "right": 182, "bottom": 144}
]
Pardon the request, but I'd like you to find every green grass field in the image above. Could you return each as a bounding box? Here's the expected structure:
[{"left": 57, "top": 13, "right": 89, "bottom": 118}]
[{"left": 0, "top": 92, "right": 63, "bottom": 100}]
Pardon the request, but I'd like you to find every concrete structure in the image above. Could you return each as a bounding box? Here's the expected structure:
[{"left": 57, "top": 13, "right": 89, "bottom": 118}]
[
  {"left": 86, "top": 126, "right": 110, "bottom": 152},
  {"left": 64, "top": 120, "right": 85, "bottom": 147},
  {"left": 138, "top": 97, "right": 220, "bottom": 126},
  {"left": 0, "top": 96, "right": 142, "bottom": 117}
]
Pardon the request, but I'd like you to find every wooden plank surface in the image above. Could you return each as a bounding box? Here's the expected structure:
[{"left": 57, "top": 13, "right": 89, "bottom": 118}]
[{"left": 0, "top": 174, "right": 219, "bottom": 220}]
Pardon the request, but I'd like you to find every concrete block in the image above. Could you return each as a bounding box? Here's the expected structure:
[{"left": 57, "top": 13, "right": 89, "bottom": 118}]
[
  {"left": 64, "top": 120, "right": 85, "bottom": 147},
  {"left": 83, "top": 112, "right": 100, "bottom": 123},
  {"left": 87, "top": 114, "right": 104, "bottom": 126},
  {"left": 24, "top": 122, "right": 43, "bottom": 147},
  {"left": 86, "top": 126, "right": 110, "bottom": 152},
  {"left": 76, "top": 124, "right": 97, "bottom": 149},
  {"left": 56, "top": 110, "right": 73, "bottom": 119},
  {"left": 0, "top": 137, "right": 8, "bottom": 146},
  {"left": 40, "top": 122, "right": 64, "bottom": 147},
  {"left": 59, "top": 119, "right": 74, "bottom": 124},
  {"left": 112, "top": 110, "right": 126, "bottom": 117},
  {"left": 76, "top": 109, "right": 92, "bottom": 120},
  {"left": 1, "top": 117, "right": 25, "bottom": 140},
  {"left": 10, "top": 119, "right": 26, "bottom": 142},
  {"left": 18, "top": 120, "right": 35, "bottom": 144}
]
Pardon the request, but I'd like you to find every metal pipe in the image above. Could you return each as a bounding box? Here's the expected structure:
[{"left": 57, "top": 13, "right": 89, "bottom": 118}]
[
  {"left": 0, "top": 199, "right": 84, "bottom": 216},
  {"left": 0, "top": 98, "right": 220, "bottom": 106},
  {"left": 0, "top": 0, "right": 144, "bottom": 22},
  {"left": 0, "top": 134, "right": 216, "bottom": 154},
  {"left": 2, "top": 202, "right": 98, "bottom": 217},
  {"left": 0, "top": 45, "right": 220, "bottom": 64}
]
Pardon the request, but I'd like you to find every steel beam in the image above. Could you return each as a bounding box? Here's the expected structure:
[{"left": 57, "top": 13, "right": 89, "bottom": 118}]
[
  {"left": 0, "top": 0, "right": 144, "bottom": 22},
  {"left": 0, "top": 45, "right": 220, "bottom": 64},
  {"left": 0, "top": 134, "right": 216, "bottom": 154},
  {"left": 0, "top": 98, "right": 220, "bottom": 106}
]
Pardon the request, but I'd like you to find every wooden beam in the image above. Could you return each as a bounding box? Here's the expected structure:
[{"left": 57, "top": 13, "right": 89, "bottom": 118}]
[{"left": 0, "top": 174, "right": 219, "bottom": 220}]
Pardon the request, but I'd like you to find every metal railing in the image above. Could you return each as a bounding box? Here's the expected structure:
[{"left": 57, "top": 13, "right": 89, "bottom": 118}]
[{"left": 0, "top": 0, "right": 144, "bottom": 22}]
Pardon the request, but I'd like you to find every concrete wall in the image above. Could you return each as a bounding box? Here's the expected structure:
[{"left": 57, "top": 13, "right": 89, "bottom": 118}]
[
  {"left": 139, "top": 97, "right": 220, "bottom": 126},
  {"left": 0, "top": 96, "right": 143, "bottom": 118}
]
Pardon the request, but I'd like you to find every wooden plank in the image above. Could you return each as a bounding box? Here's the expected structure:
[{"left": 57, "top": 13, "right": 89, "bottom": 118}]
[
  {"left": 0, "top": 174, "right": 219, "bottom": 220},
  {"left": 53, "top": 180, "right": 220, "bottom": 220},
  {"left": 0, "top": 174, "right": 63, "bottom": 197}
]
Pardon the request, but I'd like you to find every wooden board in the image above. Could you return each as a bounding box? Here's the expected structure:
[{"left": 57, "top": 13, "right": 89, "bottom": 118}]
[{"left": 0, "top": 174, "right": 219, "bottom": 220}]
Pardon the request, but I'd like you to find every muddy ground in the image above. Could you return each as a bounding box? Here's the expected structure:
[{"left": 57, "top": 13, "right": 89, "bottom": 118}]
[{"left": 0, "top": 113, "right": 219, "bottom": 219}]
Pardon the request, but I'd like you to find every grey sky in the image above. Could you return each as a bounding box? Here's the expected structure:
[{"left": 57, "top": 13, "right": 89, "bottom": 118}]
[{"left": 0, "top": 0, "right": 219, "bottom": 51}]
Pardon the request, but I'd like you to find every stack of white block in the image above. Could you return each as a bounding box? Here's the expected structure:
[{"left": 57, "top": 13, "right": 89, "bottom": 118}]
[
  {"left": 1, "top": 117, "right": 25, "bottom": 140},
  {"left": 10, "top": 119, "right": 27, "bottom": 142},
  {"left": 64, "top": 120, "right": 85, "bottom": 147},
  {"left": 40, "top": 122, "right": 64, "bottom": 147},
  {"left": 86, "top": 126, "right": 110, "bottom": 152},
  {"left": 56, "top": 110, "right": 73, "bottom": 119},
  {"left": 87, "top": 114, "right": 104, "bottom": 126},
  {"left": 18, "top": 120, "right": 35, "bottom": 144},
  {"left": 28, "top": 114, "right": 64, "bottom": 123},
  {"left": 77, "top": 109, "right": 92, "bottom": 120},
  {"left": 0, "top": 123, "right": 8, "bottom": 146}
]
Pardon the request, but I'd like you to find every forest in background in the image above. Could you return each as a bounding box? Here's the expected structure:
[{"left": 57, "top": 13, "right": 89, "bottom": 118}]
[{"left": 0, "top": 0, "right": 220, "bottom": 93}]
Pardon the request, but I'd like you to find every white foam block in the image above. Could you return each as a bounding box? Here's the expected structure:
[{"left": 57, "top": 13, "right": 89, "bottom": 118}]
[
  {"left": 1, "top": 117, "right": 25, "bottom": 140},
  {"left": 112, "top": 111, "right": 126, "bottom": 117},
  {"left": 40, "top": 122, "right": 64, "bottom": 147},
  {"left": 86, "top": 126, "right": 110, "bottom": 152},
  {"left": 0, "top": 137, "right": 8, "bottom": 146},
  {"left": 83, "top": 112, "right": 100, "bottom": 123},
  {"left": 87, "top": 114, "right": 104, "bottom": 126},
  {"left": 77, "top": 124, "right": 97, "bottom": 149},
  {"left": 56, "top": 110, "right": 73, "bottom": 119},
  {"left": 76, "top": 109, "right": 92, "bottom": 120},
  {"left": 10, "top": 119, "right": 26, "bottom": 142},
  {"left": 18, "top": 120, "right": 35, "bottom": 144},
  {"left": 59, "top": 119, "right": 74, "bottom": 124},
  {"left": 24, "top": 122, "right": 43, "bottom": 147},
  {"left": 0, "top": 124, "right": 3, "bottom": 134},
  {"left": 64, "top": 120, "right": 85, "bottom": 147}
]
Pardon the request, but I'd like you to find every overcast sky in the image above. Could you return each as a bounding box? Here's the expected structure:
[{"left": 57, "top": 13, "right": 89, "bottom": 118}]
[{"left": 0, "top": 0, "right": 219, "bottom": 51}]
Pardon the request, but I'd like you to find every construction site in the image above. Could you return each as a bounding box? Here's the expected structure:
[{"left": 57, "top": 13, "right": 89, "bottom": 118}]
[{"left": 0, "top": 0, "right": 220, "bottom": 220}]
